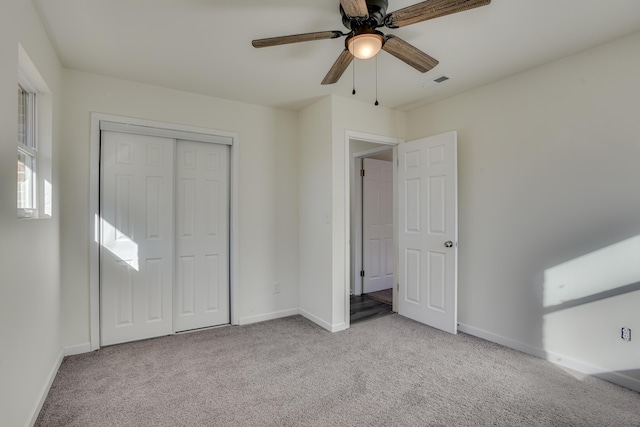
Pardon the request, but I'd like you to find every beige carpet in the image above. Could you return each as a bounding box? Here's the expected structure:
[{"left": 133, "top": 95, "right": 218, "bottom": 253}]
[{"left": 36, "top": 315, "right": 640, "bottom": 426}]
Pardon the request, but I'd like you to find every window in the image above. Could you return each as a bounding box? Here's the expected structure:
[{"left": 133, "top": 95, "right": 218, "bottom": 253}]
[
  {"left": 17, "top": 84, "right": 37, "bottom": 217},
  {"left": 18, "top": 44, "right": 53, "bottom": 219}
]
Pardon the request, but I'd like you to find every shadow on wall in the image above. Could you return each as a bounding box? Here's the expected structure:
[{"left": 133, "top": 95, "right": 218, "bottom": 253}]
[{"left": 541, "top": 234, "right": 640, "bottom": 387}]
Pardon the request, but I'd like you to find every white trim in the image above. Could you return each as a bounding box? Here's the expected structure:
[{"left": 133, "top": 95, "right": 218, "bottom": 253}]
[
  {"left": 343, "top": 130, "right": 403, "bottom": 330},
  {"left": 345, "top": 130, "right": 403, "bottom": 146},
  {"left": 89, "top": 115, "right": 101, "bottom": 351},
  {"left": 229, "top": 133, "right": 240, "bottom": 326},
  {"left": 331, "top": 322, "right": 348, "bottom": 333},
  {"left": 352, "top": 157, "right": 363, "bottom": 296},
  {"left": 28, "top": 349, "right": 63, "bottom": 427},
  {"left": 353, "top": 145, "right": 395, "bottom": 159},
  {"left": 89, "top": 113, "right": 240, "bottom": 350},
  {"left": 457, "top": 323, "right": 548, "bottom": 359},
  {"left": 458, "top": 323, "right": 640, "bottom": 393},
  {"left": 99, "top": 121, "right": 233, "bottom": 145},
  {"left": 351, "top": 145, "right": 395, "bottom": 296},
  {"left": 175, "top": 324, "right": 231, "bottom": 335},
  {"left": 299, "top": 309, "right": 347, "bottom": 332},
  {"left": 587, "top": 368, "right": 640, "bottom": 393},
  {"left": 238, "top": 308, "right": 300, "bottom": 325},
  {"left": 64, "top": 343, "right": 92, "bottom": 357}
]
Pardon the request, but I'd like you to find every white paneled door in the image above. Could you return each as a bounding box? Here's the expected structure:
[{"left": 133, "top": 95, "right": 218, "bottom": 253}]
[
  {"left": 175, "top": 140, "right": 230, "bottom": 332},
  {"left": 397, "top": 132, "right": 458, "bottom": 334},
  {"left": 100, "top": 132, "right": 175, "bottom": 346},
  {"left": 100, "top": 131, "right": 229, "bottom": 346},
  {"left": 362, "top": 158, "right": 394, "bottom": 294}
]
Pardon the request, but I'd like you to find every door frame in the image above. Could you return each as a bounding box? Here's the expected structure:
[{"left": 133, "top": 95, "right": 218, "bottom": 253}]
[
  {"left": 351, "top": 146, "right": 394, "bottom": 297},
  {"left": 89, "top": 113, "right": 240, "bottom": 351},
  {"left": 344, "top": 130, "right": 403, "bottom": 329}
]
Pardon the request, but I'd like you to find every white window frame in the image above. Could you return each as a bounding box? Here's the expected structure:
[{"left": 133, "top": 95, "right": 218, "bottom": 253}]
[
  {"left": 17, "top": 83, "right": 38, "bottom": 218},
  {"left": 18, "top": 44, "right": 53, "bottom": 219}
]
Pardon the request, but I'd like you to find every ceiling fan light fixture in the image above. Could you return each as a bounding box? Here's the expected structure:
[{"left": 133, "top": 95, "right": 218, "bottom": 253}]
[{"left": 348, "top": 33, "right": 384, "bottom": 59}]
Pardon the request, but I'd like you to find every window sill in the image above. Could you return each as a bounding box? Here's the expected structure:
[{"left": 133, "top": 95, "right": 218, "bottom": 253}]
[{"left": 17, "top": 209, "right": 43, "bottom": 220}]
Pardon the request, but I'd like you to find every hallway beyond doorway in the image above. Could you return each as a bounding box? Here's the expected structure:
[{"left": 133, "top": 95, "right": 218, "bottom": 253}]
[{"left": 350, "top": 293, "right": 392, "bottom": 324}]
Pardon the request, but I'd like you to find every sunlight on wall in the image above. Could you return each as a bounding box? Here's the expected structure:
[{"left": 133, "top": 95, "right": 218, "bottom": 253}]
[
  {"left": 44, "top": 178, "right": 52, "bottom": 217},
  {"left": 543, "top": 235, "right": 640, "bottom": 308},
  {"left": 542, "top": 235, "right": 640, "bottom": 383}
]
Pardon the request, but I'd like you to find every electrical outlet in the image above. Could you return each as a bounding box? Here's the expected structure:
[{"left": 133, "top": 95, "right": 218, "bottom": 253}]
[
  {"left": 274, "top": 282, "right": 281, "bottom": 294},
  {"left": 621, "top": 327, "right": 631, "bottom": 342}
]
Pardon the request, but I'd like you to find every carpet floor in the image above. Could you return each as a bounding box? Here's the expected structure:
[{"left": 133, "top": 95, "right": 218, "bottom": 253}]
[{"left": 36, "top": 315, "right": 640, "bottom": 426}]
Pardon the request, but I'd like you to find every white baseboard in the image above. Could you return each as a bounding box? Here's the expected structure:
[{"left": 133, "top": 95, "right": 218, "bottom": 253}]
[
  {"left": 28, "top": 348, "right": 63, "bottom": 427},
  {"left": 299, "top": 309, "right": 333, "bottom": 332},
  {"left": 458, "top": 323, "right": 640, "bottom": 393},
  {"left": 589, "top": 369, "right": 640, "bottom": 393},
  {"left": 457, "top": 323, "right": 548, "bottom": 359},
  {"left": 238, "top": 308, "right": 299, "bottom": 326},
  {"left": 331, "top": 322, "right": 348, "bottom": 333},
  {"left": 299, "top": 309, "right": 347, "bottom": 333},
  {"left": 541, "top": 350, "right": 640, "bottom": 393},
  {"left": 64, "top": 342, "right": 92, "bottom": 356}
]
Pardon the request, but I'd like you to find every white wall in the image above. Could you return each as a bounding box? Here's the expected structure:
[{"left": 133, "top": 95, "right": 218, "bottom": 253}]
[
  {"left": 298, "top": 95, "right": 405, "bottom": 331},
  {"left": 406, "top": 31, "right": 640, "bottom": 391},
  {"left": 61, "top": 70, "right": 300, "bottom": 348},
  {"left": 298, "top": 97, "right": 334, "bottom": 328},
  {"left": 0, "top": 1, "right": 63, "bottom": 426}
]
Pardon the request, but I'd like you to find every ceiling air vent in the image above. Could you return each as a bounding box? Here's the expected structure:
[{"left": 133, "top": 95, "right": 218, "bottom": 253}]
[{"left": 421, "top": 75, "right": 451, "bottom": 88}]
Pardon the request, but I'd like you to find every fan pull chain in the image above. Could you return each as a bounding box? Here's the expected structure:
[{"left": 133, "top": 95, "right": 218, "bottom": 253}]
[
  {"left": 374, "top": 55, "right": 379, "bottom": 106},
  {"left": 352, "top": 52, "right": 356, "bottom": 95},
  {"left": 352, "top": 64, "right": 356, "bottom": 95}
]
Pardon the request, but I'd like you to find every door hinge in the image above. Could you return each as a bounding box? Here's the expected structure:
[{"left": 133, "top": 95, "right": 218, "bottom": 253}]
[
  {"left": 360, "top": 270, "right": 365, "bottom": 277},
  {"left": 360, "top": 169, "right": 365, "bottom": 177},
  {"left": 396, "top": 283, "right": 399, "bottom": 291}
]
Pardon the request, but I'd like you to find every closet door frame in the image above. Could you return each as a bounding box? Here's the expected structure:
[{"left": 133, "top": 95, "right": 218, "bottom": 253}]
[{"left": 88, "top": 113, "right": 240, "bottom": 351}]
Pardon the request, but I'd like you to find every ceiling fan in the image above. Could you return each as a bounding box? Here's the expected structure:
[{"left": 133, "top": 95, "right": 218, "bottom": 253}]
[{"left": 252, "top": 0, "right": 491, "bottom": 85}]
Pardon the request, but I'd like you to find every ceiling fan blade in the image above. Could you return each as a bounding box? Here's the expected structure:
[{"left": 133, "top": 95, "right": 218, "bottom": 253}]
[
  {"left": 382, "top": 35, "right": 438, "bottom": 73},
  {"left": 322, "top": 49, "right": 354, "bottom": 85},
  {"left": 252, "top": 31, "right": 344, "bottom": 48},
  {"left": 340, "top": 0, "right": 369, "bottom": 18},
  {"left": 385, "top": 0, "right": 491, "bottom": 28}
]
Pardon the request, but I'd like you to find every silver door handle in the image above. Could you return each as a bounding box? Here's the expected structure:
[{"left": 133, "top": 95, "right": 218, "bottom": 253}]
[{"left": 444, "top": 241, "right": 453, "bottom": 248}]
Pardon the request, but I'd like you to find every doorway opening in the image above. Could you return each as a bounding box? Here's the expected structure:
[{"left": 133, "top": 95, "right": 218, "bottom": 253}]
[
  {"left": 346, "top": 133, "right": 400, "bottom": 325},
  {"left": 343, "top": 130, "right": 459, "bottom": 333}
]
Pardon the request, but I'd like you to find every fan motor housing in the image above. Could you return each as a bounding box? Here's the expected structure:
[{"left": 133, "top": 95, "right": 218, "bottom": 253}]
[{"left": 341, "top": 0, "right": 389, "bottom": 30}]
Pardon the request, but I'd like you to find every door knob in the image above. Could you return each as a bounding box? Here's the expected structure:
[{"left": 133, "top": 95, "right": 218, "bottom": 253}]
[{"left": 444, "top": 241, "right": 453, "bottom": 248}]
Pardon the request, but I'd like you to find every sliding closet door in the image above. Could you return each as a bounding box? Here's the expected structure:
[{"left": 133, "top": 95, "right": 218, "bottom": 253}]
[
  {"left": 174, "top": 140, "right": 230, "bottom": 331},
  {"left": 100, "top": 130, "right": 231, "bottom": 345},
  {"left": 100, "top": 131, "right": 174, "bottom": 346}
]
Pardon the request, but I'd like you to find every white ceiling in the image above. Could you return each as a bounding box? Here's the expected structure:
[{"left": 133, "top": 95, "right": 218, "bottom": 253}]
[{"left": 34, "top": 0, "right": 640, "bottom": 111}]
